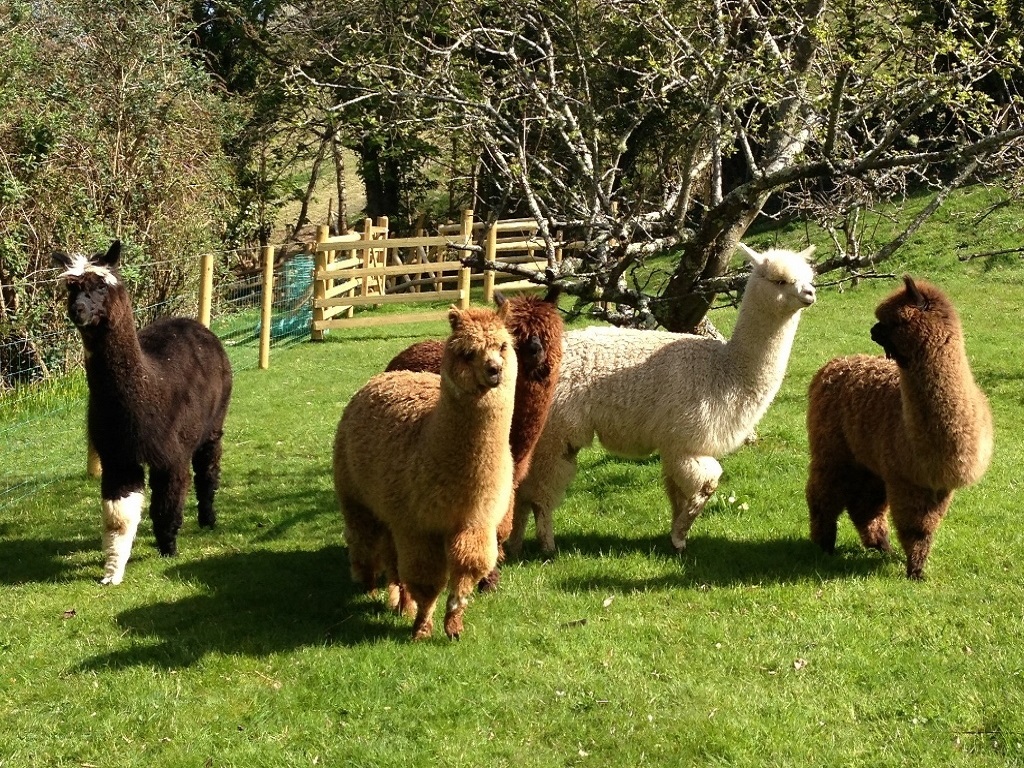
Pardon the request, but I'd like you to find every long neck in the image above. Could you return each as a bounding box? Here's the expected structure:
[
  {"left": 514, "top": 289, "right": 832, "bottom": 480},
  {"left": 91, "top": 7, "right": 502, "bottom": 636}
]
[
  {"left": 424, "top": 382, "right": 514, "bottom": 468},
  {"left": 82, "top": 310, "right": 146, "bottom": 400},
  {"left": 725, "top": 296, "right": 802, "bottom": 397},
  {"left": 901, "top": 342, "right": 991, "bottom": 470}
]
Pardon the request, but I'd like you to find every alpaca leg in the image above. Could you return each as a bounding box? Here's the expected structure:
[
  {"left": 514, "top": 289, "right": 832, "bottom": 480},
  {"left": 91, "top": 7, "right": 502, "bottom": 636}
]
[
  {"left": 395, "top": 531, "right": 446, "bottom": 640},
  {"left": 379, "top": 533, "right": 416, "bottom": 618},
  {"left": 506, "top": 497, "right": 532, "bottom": 558},
  {"left": 340, "top": 499, "right": 388, "bottom": 594},
  {"left": 509, "top": 434, "right": 579, "bottom": 556},
  {"left": 98, "top": 465, "right": 145, "bottom": 585},
  {"left": 889, "top": 484, "right": 953, "bottom": 580},
  {"left": 529, "top": 452, "right": 577, "bottom": 555},
  {"left": 478, "top": 495, "right": 517, "bottom": 593},
  {"left": 846, "top": 472, "right": 891, "bottom": 552},
  {"left": 806, "top": 461, "right": 888, "bottom": 554},
  {"left": 148, "top": 467, "right": 191, "bottom": 557},
  {"left": 444, "top": 526, "right": 499, "bottom": 639},
  {"left": 191, "top": 435, "right": 223, "bottom": 529},
  {"left": 806, "top": 470, "right": 842, "bottom": 555},
  {"left": 664, "top": 456, "right": 722, "bottom": 551}
]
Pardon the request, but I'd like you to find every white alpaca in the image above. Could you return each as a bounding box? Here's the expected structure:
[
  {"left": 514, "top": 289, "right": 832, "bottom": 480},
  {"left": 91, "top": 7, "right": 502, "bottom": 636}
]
[{"left": 508, "top": 244, "right": 816, "bottom": 556}]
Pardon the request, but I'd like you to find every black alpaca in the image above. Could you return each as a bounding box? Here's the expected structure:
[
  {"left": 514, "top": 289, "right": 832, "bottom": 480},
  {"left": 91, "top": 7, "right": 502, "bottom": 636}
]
[{"left": 54, "top": 241, "right": 233, "bottom": 584}]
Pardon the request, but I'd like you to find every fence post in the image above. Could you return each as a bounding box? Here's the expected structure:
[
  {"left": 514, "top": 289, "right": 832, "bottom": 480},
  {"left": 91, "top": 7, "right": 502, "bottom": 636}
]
[
  {"left": 87, "top": 438, "right": 101, "bottom": 478},
  {"left": 460, "top": 209, "right": 474, "bottom": 296},
  {"left": 258, "top": 244, "right": 275, "bottom": 370},
  {"left": 458, "top": 265, "right": 471, "bottom": 309},
  {"left": 198, "top": 252, "right": 214, "bottom": 327},
  {"left": 311, "top": 224, "right": 330, "bottom": 341},
  {"left": 358, "top": 217, "right": 373, "bottom": 314},
  {"left": 483, "top": 222, "right": 497, "bottom": 304}
]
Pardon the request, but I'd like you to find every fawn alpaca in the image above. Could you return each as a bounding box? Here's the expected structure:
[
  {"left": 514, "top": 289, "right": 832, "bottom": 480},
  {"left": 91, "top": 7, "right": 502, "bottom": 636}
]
[{"left": 334, "top": 305, "right": 517, "bottom": 639}]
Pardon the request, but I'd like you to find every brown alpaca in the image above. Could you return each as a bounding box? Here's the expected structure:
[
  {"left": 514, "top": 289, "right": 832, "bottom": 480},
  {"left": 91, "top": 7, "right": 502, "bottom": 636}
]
[
  {"left": 806, "top": 275, "right": 993, "bottom": 579},
  {"left": 334, "top": 305, "right": 517, "bottom": 639},
  {"left": 386, "top": 288, "right": 564, "bottom": 588}
]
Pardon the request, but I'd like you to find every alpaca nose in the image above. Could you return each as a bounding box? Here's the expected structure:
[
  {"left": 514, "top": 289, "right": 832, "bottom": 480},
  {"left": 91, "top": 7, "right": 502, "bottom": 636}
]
[
  {"left": 801, "top": 285, "right": 816, "bottom": 306},
  {"left": 484, "top": 360, "right": 502, "bottom": 387}
]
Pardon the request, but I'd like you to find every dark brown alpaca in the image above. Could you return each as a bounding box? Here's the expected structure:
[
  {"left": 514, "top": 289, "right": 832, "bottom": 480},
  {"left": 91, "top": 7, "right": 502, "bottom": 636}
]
[
  {"left": 54, "top": 241, "right": 232, "bottom": 585},
  {"left": 386, "top": 287, "right": 564, "bottom": 588},
  {"left": 806, "top": 275, "right": 993, "bottom": 579}
]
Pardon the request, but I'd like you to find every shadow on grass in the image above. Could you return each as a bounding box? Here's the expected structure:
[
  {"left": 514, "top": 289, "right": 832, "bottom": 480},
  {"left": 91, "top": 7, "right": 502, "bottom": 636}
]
[
  {"left": 546, "top": 531, "right": 894, "bottom": 592},
  {"left": 0, "top": 529, "right": 95, "bottom": 584},
  {"left": 76, "top": 545, "right": 410, "bottom": 672}
]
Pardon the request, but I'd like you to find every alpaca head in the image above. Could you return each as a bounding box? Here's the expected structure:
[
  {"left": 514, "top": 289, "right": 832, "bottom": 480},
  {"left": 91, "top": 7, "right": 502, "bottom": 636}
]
[
  {"left": 52, "top": 240, "right": 130, "bottom": 332},
  {"left": 871, "top": 274, "right": 962, "bottom": 369},
  {"left": 494, "top": 286, "right": 563, "bottom": 382},
  {"left": 737, "top": 243, "right": 817, "bottom": 314},
  {"left": 442, "top": 305, "right": 517, "bottom": 396}
]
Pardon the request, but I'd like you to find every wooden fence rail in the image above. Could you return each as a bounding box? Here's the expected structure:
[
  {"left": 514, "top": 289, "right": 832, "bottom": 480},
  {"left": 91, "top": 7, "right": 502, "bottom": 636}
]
[{"left": 308, "top": 210, "right": 569, "bottom": 337}]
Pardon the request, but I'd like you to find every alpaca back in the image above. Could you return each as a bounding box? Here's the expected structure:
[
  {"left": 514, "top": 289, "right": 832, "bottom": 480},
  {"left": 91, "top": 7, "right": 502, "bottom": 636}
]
[
  {"left": 552, "top": 326, "right": 740, "bottom": 457},
  {"left": 542, "top": 247, "right": 814, "bottom": 461},
  {"left": 808, "top": 277, "right": 993, "bottom": 491}
]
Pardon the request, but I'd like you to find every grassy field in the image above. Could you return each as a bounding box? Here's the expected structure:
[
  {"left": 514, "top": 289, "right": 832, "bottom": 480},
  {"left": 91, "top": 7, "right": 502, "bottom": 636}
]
[{"left": 1, "top": 188, "right": 1023, "bottom": 766}]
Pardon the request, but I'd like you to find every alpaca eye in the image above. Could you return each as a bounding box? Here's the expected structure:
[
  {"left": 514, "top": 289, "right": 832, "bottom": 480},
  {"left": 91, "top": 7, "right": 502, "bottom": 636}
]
[
  {"left": 459, "top": 350, "right": 474, "bottom": 362},
  {"left": 500, "top": 342, "right": 508, "bottom": 353},
  {"left": 775, "top": 279, "right": 789, "bottom": 286}
]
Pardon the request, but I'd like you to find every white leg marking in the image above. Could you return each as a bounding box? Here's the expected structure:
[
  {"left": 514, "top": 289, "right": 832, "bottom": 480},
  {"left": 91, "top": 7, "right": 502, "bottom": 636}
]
[
  {"left": 446, "top": 594, "right": 469, "bottom": 614},
  {"left": 100, "top": 492, "right": 144, "bottom": 585}
]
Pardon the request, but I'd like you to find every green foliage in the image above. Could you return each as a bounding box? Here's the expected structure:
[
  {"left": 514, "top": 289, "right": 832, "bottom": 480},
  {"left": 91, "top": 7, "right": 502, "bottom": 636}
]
[{"left": 0, "top": 1, "right": 235, "bottom": 385}]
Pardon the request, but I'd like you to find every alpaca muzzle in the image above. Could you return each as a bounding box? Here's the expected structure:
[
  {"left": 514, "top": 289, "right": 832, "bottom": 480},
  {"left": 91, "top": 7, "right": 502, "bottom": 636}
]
[
  {"left": 483, "top": 363, "right": 503, "bottom": 388},
  {"left": 871, "top": 322, "right": 906, "bottom": 366},
  {"left": 70, "top": 291, "right": 107, "bottom": 327}
]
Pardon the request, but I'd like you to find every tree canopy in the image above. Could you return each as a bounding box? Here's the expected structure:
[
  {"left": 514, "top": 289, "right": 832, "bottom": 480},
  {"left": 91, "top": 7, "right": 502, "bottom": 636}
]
[
  {"left": 290, "top": 0, "right": 1024, "bottom": 329},
  {"left": 1, "top": 0, "right": 1022, "bottom": 377}
]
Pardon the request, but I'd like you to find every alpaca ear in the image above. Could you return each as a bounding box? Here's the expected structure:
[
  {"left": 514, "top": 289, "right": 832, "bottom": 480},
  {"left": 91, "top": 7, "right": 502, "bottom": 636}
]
[
  {"left": 737, "top": 242, "right": 762, "bottom": 265},
  {"left": 52, "top": 251, "right": 74, "bottom": 271},
  {"left": 543, "top": 284, "right": 562, "bottom": 305},
  {"left": 797, "top": 245, "right": 816, "bottom": 261},
  {"left": 494, "top": 291, "right": 508, "bottom": 308},
  {"left": 496, "top": 298, "right": 512, "bottom": 321},
  {"left": 97, "top": 240, "right": 121, "bottom": 269},
  {"left": 903, "top": 274, "right": 929, "bottom": 309},
  {"left": 448, "top": 306, "right": 463, "bottom": 331}
]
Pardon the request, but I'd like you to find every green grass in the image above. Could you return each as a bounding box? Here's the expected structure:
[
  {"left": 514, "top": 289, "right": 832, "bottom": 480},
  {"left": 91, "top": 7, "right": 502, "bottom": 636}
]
[{"left": 2, "top": 187, "right": 1024, "bottom": 766}]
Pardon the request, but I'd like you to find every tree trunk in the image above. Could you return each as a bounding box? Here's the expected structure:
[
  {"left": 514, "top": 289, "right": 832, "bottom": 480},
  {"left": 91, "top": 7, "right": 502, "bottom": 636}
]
[
  {"left": 294, "top": 137, "right": 327, "bottom": 234},
  {"left": 330, "top": 129, "right": 349, "bottom": 233},
  {"left": 357, "top": 134, "right": 401, "bottom": 223},
  {"left": 656, "top": 188, "right": 770, "bottom": 333}
]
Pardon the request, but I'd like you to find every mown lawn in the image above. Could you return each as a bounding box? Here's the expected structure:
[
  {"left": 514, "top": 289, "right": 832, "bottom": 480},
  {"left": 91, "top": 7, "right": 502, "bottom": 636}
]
[{"left": 1, "top": 188, "right": 1022, "bottom": 767}]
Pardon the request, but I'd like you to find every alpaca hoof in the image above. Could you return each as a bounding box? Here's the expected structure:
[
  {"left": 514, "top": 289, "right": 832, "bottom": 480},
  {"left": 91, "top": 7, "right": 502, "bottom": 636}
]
[
  {"left": 906, "top": 566, "right": 926, "bottom": 580},
  {"left": 158, "top": 542, "right": 177, "bottom": 557},
  {"left": 443, "top": 613, "right": 464, "bottom": 639},
  {"left": 477, "top": 568, "right": 501, "bottom": 593},
  {"left": 866, "top": 537, "right": 892, "bottom": 554},
  {"left": 412, "top": 618, "right": 434, "bottom": 640},
  {"left": 99, "top": 575, "right": 121, "bottom": 586}
]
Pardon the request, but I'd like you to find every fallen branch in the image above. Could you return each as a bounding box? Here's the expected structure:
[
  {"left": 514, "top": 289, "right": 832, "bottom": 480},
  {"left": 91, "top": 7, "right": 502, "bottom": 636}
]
[{"left": 958, "top": 245, "right": 1024, "bottom": 262}]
